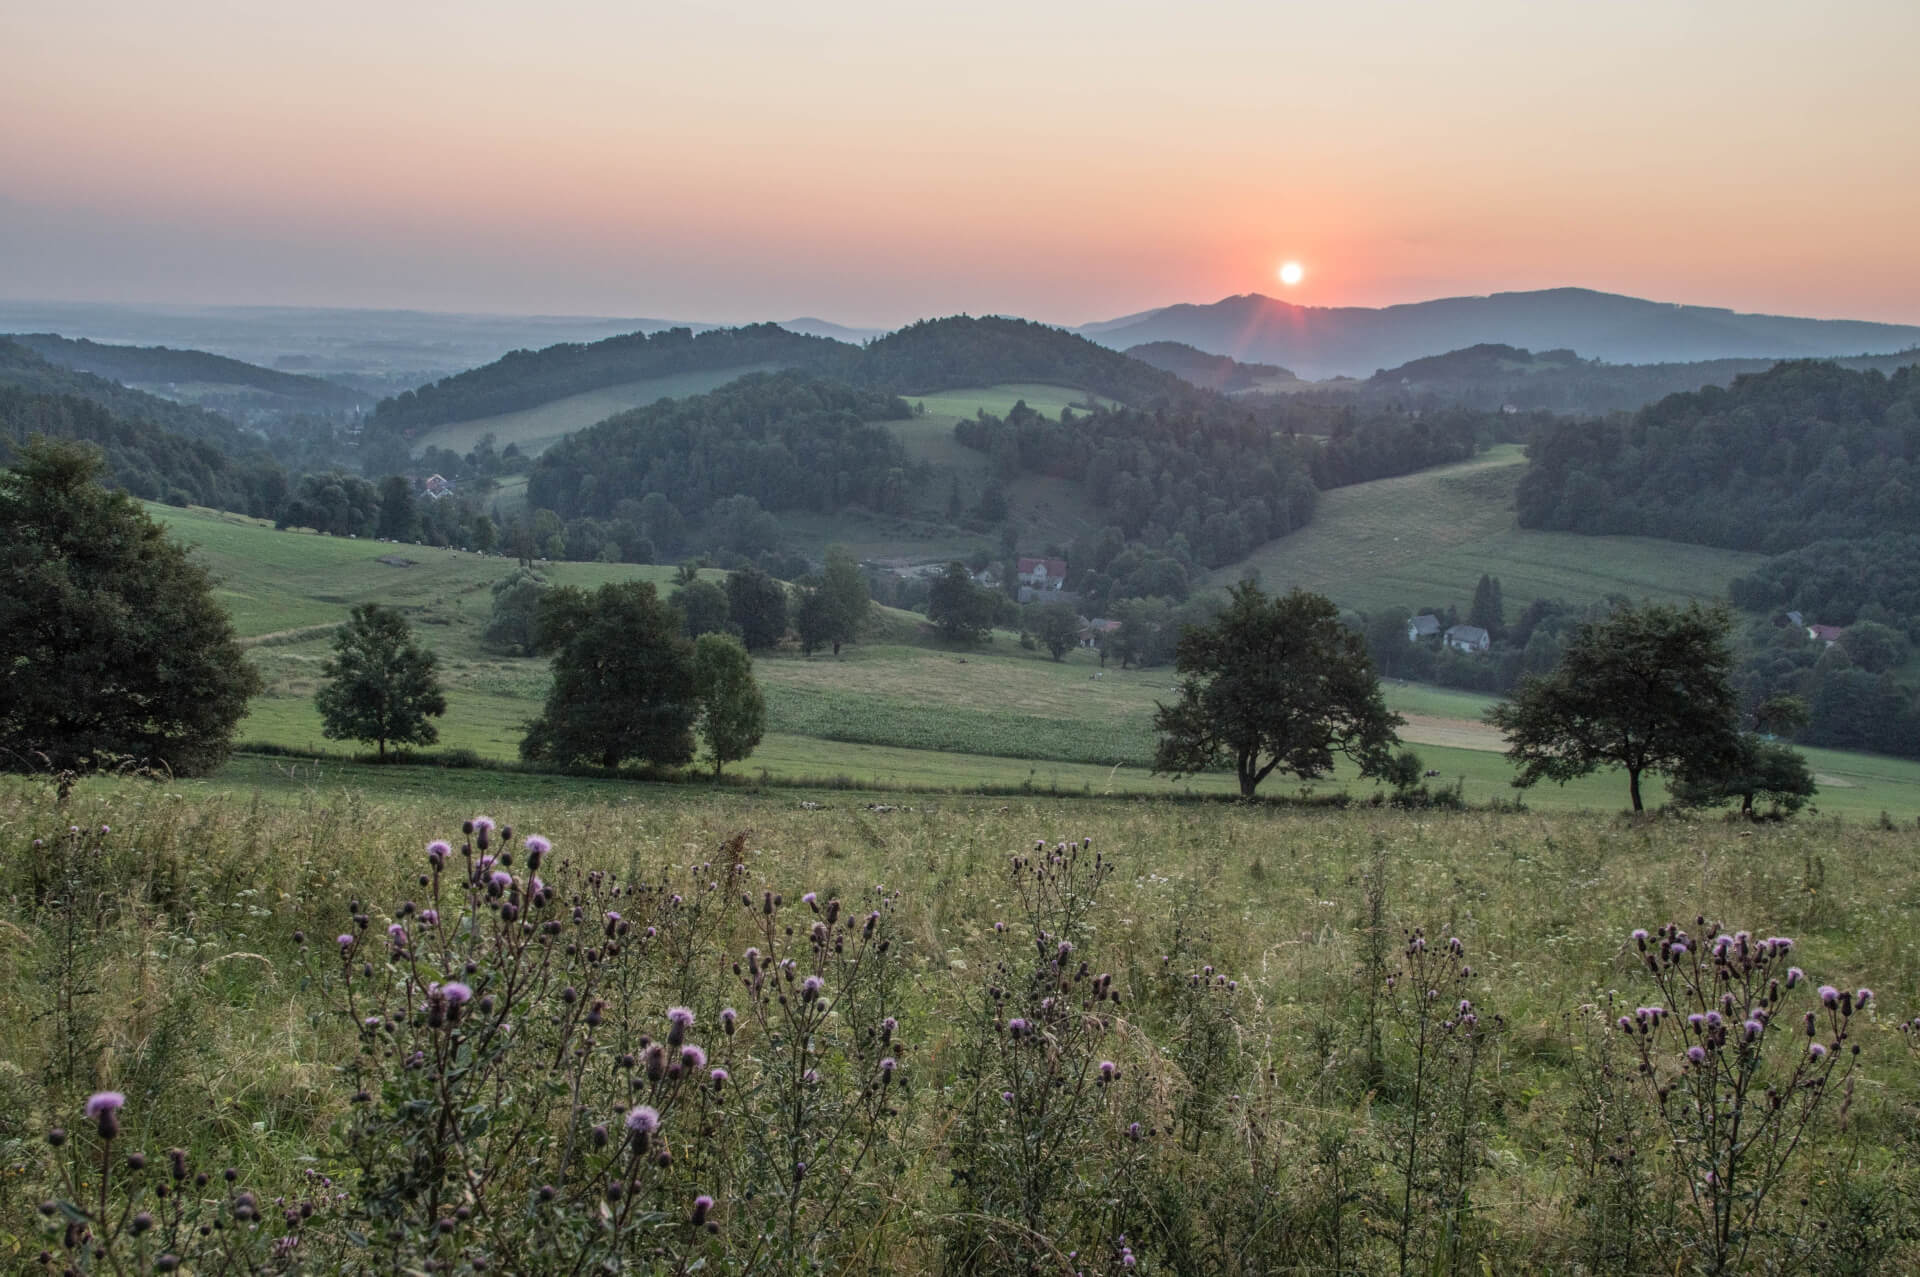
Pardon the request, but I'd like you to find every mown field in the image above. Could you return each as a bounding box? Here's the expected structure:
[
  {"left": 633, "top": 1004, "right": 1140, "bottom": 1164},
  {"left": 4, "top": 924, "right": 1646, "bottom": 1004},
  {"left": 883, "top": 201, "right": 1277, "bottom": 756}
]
[
  {"left": 409, "top": 364, "right": 787, "bottom": 458},
  {"left": 3, "top": 779, "right": 1919, "bottom": 1272},
  {"left": 1216, "top": 446, "right": 1767, "bottom": 616},
  {"left": 149, "top": 501, "right": 1920, "bottom": 819}
]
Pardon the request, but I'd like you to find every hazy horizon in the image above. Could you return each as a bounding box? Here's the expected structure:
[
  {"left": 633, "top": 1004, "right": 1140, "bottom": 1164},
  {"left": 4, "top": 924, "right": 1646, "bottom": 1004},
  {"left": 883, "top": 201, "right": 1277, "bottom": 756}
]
[{"left": 5, "top": 0, "right": 1918, "bottom": 329}]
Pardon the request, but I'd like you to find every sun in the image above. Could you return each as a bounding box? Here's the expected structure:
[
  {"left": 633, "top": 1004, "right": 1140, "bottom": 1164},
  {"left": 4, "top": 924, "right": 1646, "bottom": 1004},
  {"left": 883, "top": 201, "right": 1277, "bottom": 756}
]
[{"left": 1277, "top": 261, "right": 1304, "bottom": 287}]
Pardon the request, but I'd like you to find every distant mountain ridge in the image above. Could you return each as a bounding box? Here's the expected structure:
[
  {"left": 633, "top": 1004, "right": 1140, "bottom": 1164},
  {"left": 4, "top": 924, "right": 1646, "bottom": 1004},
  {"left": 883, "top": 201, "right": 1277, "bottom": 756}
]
[{"left": 1078, "top": 287, "right": 1920, "bottom": 379}]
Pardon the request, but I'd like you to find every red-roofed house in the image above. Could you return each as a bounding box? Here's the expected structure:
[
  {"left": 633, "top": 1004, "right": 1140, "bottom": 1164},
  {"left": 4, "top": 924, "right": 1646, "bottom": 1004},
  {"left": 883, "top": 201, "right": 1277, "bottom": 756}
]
[
  {"left": 1018, "top": 557, "right": 1068, "bottom": 590},
  {"left": 1807, "top": 624, "right": 1846, "bottom": 645}
]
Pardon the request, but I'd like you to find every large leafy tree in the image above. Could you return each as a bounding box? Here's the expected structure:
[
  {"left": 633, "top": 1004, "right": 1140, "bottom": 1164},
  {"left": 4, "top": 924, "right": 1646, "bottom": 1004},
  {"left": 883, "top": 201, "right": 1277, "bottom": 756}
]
[
  {"left": 1032, "top": 601, "right": 1082, "bottom": 661},
  {"left": 692, "top": 632, "right": 766, "bottom": 775},
  {"left": 725, "top": 564, "right": 788, "bottom": 651},
  {"left": 1152, "top": 583, "right": 1402, "bottom": 798},
  {"left": 1670, "top": 695, "right": 1817, "bottom": 818},
  {"left": 482, "top": 567, "right": 548, "bottom": 655},
  {"left": 818, "top": 544, "right": 870, "bottom": 655},
  {"left": 1485, "top": 601, "right": 1744, "bottom": 811},
  {"left": 520, "top": 582, "right": 697, "bottom": 769},
  {"left": 314, "top": 604, "right": 447, "bottom": 759},
  {"left": 670, "top": 578, "right": 731, "bottom": 639},
  {"left": 927, "top": 561, "right": 995, "bottom": 644},
  {"left": 0, "top": 439, "right": 260, "bottom": 776}
]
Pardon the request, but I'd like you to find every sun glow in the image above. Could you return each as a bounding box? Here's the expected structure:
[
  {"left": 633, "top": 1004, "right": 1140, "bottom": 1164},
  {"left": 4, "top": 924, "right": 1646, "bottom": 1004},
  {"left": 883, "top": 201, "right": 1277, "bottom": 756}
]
[{"left": 1278, "top": 261, "right": 1305, "bottom": 287}]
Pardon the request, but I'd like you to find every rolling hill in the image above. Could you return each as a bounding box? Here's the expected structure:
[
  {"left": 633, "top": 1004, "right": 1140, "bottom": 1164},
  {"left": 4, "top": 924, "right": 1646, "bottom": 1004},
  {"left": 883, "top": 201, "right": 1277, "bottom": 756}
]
[
  {"left": 1079, "top": 287, "right": 1920, "bottom": 378},
  {"left": 6, "top": 332, "right": 368, "bottom": 420}
]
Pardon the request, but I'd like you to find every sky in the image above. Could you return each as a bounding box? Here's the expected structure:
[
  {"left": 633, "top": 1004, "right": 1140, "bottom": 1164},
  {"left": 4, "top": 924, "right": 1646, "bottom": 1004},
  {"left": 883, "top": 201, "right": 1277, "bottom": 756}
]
[{"left": 4, "top": 0, "right": 1918, "bottom": 328}]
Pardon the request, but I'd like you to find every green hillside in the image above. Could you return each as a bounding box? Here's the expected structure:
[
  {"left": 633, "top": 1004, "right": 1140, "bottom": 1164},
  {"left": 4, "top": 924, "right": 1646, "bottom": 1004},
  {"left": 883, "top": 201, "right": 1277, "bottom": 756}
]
[
  {"left": 143, "top": 499, "right": 1920, "bottom": 817},
  {"left": 1213, "top": 444, "right": 1765, "bottom": 615},
  {"left": 412, "top": 364, "right": 785, "bottom": 458}
]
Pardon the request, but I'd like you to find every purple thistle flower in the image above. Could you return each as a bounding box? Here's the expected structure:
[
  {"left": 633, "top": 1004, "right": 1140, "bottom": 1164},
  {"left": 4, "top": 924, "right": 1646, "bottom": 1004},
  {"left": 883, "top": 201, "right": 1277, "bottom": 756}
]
[
  {"left": 85, "top": 1092, "right": 125, "bottom": 1119},
  {"left": 1617, "top": 1016, "right": 1634, "bottom": 1033},
  {"left": 524, "top": 835, "right": 551, "bottom": 855},
  {"left": 489, "top": 870, "right": 512, "bottom": 891},
  {"left": 419, "top": 908, "right": 438, "bottom": 926},
  {"left": 625, "top": 1105, "right": 659, "bottom": 1135},
  {"left": 879, "top": 1057, "right": 898, "bottom": 1075},
  {"left": 336, "top": 934, "right": 355, "bottom": 950},
  {"left": 1705, "top": 1011, "right": 1724, "bottom": 1029},
  {"left": 1631, "top": 928, "right": 1649, "bottom": 944},
  {"left": 1857, "top": 988, "right": 1874, "bottom": 1006},
  {"left": 691, "top": 1194, "right": 713, "bottom": 1227},
  {"left": 1809, "top": 1042, "right": 1828, "bottom": 1059},
  {"left": 802, "top": 892, "right": 818, "bottom": 908},
  {"left": 1787, "top": 966, "right": 1804, "bottom": 987},
  {"left": 800, "top": 976, "right": 824, "bottom": 1002},
  {"left": 721, "top": 1007, "right": 738, "bottom": 1035},
  {"left": 667, "top": 1007, "right": 695, "bottom": 1029},
  {"left": 440, "top": 982, "right": 472, "bottom": 1005},
  {"left": 1687, "top": 1013, "right": 1705, "bottom": 1030},
  {"left": 1670, "top": 942, "right": 1689, "bottom": 958},
  {"left": 471, "top": 816, "right": 494, "bottom": 834},
  {"left": 1006, "top": 1017, "right": 1029, "bottom": 1039},
  {"left": 1098, "top": 1060, "right": 1118, "bottom": 1082},
  {"left": 681, "top": 1044, "right": 707, "bottom": 1071},
  {"left": 427, "top": 839, "right": 450, "bottom": 861},
  {"left": 387, "top": 923, "right": 407, "bottom": 944},
  {"left": 1820, "top": 985, "right": 1841, "bottom": 1008},
  {"left": 1744, "top": 1019, "right": 1763, "bottom": 1041},
  {"left": 710, "top": 1068, "right": 729, "bottom": 1089},
  {"left": 1687, "top": 1046, "right": 1707, "bottom": 1065}
]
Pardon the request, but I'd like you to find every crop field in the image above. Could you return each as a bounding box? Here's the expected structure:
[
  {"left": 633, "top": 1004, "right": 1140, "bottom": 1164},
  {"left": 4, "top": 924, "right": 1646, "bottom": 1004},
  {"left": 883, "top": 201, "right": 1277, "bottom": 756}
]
[
  {"left": 1215, "top": 445, "right": 1766, "bottom": 615},
  {"left": 409, "top": 364, "right": 786, "bottom": 458},
  {"left": 7, "top": 777, "right": 1920, "bottom": 1273}
]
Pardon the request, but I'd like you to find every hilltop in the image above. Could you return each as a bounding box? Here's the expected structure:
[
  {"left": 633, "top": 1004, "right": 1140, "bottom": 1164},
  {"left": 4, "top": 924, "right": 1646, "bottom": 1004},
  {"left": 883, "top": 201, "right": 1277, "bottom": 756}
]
[
  {"left": 6, "top": 332, "right": 368, "bottom": 421},
  {"left": 1079, "top": 286, "right": 1920, "bottom": 378}
]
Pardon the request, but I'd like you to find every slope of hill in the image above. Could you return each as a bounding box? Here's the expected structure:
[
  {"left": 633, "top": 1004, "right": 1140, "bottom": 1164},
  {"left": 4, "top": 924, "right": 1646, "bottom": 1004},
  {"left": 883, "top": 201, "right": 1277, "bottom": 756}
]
[
  {"left": 0, "top": 338, "right": 267, "bottom": 451},
  {"left": 1347, "top": 342, "right": 1920, "bottom": 415},
  {"left": 1080, "top": 287, "right": 1920, "bottom": 378},
  {"left": 1516, "top": 360, "right": 1920, "bottom": 553},
  {"left": 371, "top": 323, "right": 852, "bottom": 431},
  {"left": 1212, "top": 445, "right": 1764, "bottom": 616},
  {"left": 7, "top": 333, "right": 368, "bottom": 420},
  {"left": 1123, "top": 340, "right": 1300, "bottom": 392},
  {"left": 854, "top": 315, "right": 1206, "bottom": 406}
]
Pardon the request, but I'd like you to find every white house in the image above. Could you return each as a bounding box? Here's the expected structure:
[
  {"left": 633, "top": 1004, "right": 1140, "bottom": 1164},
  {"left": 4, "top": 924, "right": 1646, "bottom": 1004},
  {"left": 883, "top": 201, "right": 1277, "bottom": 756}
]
[{"left": 1407, "top": 614, "right": 1442, "bottom": 642}]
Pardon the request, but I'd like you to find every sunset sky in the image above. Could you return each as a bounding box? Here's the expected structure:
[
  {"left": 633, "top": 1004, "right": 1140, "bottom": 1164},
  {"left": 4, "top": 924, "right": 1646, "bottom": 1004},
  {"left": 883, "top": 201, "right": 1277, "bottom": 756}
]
[{"left": 4, "top": 0, "right": 1917, "bottom": 327}]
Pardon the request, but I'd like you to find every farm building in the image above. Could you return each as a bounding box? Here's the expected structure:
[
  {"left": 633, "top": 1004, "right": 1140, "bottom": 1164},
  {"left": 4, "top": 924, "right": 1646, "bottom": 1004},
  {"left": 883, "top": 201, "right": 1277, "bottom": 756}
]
[
  {"left": 1808, "top": 623, "right": 1846, "bottom": 645},
  {"left": 1407, "top": 613, "right": 1442, "bottom": 641}
]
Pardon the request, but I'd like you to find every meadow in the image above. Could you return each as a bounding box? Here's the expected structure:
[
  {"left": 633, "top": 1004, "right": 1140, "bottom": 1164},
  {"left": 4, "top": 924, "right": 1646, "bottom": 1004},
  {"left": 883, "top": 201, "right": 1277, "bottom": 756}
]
[
  {"left": 4, "top": 778, "right": 1919, "bottom": 1273},
  {"left": 150, "top": 501, "right": 1920, "bottom": 820}
]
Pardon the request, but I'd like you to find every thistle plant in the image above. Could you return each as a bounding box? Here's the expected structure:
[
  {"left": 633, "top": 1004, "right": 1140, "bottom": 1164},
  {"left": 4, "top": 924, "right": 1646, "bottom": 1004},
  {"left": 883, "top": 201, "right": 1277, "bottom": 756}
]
[{"left": 1619, "top": 918, "right": 1870, "bottom": 1274}]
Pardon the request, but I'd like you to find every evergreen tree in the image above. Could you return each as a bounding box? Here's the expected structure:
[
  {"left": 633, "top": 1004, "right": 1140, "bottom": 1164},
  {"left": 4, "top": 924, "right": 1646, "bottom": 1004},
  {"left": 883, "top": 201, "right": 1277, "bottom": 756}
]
[
  {"left": 314, "top": 604, "right": 447, "bottom": 759},
  {"left": 375, "top": 475, "right": 418, "bottom": 541},
  {"left": 1467, "top": 574, "right": 1505, "bottom": 639},
  {"left": 0, "top": 439, "right": 260, "bottom": 776},
  {"left": 692, "top": 633, "right": 766, "bottom": 775},
  {"left": 928, "top": 561, "right": 995, "bottom": 644}
]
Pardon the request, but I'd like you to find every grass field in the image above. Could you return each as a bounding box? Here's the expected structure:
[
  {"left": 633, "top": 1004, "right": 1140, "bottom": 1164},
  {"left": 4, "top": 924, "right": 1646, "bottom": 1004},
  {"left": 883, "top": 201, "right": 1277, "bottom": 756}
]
[
  {"left": 1216, "top": 445, "right": 1766, "bottom": 615},
  {"left": 410, "top": 364, "right": 786, "bottom": 458},
  {"left": 7, "top": 777, "right": 1920, "bottom": 1272},
  {"left": 142, "top": 492, "right": 1920, "bottom": 821}
]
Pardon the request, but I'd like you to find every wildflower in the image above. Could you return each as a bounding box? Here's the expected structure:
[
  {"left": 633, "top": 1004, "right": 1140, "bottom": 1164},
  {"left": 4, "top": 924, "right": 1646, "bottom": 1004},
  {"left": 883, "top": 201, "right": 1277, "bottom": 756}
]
[
  {"left": 800, "top": 976, "right": 824, "bottom": 1003},
  {"left": 1670, "top": 942, "right": 1689, "bottom": 958},
  {"left": 1632, "top": 928, "right": 1649, "bottom": 946},
  {"left": 802, "top": 892, "right": 818, "bottom": 908},
  {"left": 86, "top": 1092, "right": 126, "bottom": 1139},
  {"left": 440, "top": 982, "right": 472, "bottom": 1005},
  {"left": 1744, "top": 1019, "right": 1763, "bottom": 1041},
  {"left": 721, "top": 1007, "right": 738, "bottom": 1035},
  {"left": 489, "top": 870, "right": 512, "bottom": 893},
  {"left": 692, "top": 1194, "right": 713, "bottom": 1227},
  {"left": 1098, "top": 1060, "right": 1118, "bottom": 1082},
  {"left": 1787, "top": 966, "right": 1804, "bottom": 987},
  {"left": 1810, "top": 1042, "right": 1829, "bottom": 1060},
  {"left": 387, "top": 923, "right": 407, "bottom": 945},
  {"left": 681, "top": 1044, "right": 707, "bottom": 1071},
  {"left": 1857, "top": 988, "right": 1874, "bottom": 1006},
  {"left": 879, "top": 1057, "right": 898, "bottom": 1078},
  {"left": 427, "top": 840, "right": 450, "bottom": 866},
  {"left": 710, "top": 1068, "right": 729, "bottom": 1090},
  {"left": 1819, "top": 985, "right": 1841, "bottom": 1009},
  {"left": 1687, "top": 1013, "right": 1705, "bottom": 1030},
  {"left": 524, "top": 834, "right": 551, "bottom": 855},
  {"left": 1687, "top": 1046, "right": 1707, "bottom": 1065},
  {"left": 1007, "top": 1017, "right": 1030, "bottom": 1040},
  {"left": 667, "top": 1006, "right": 694, "bottom": 1044},
  {"left": 626, "top": 1105, "right": 660, "bottom": 1136}
]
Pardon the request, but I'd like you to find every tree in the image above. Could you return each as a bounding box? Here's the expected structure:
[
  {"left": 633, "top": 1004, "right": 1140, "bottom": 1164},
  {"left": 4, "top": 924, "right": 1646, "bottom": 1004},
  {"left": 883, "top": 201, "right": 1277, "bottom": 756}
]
[
  {"left": 927, "top": 560, "right": 995, "bottom": 644},
  {"left": 482, "top": 567, "right": 548, "bottom": 655},
  {"left": 0, "top": 439, "right": 261, "bottom": 776},
  {"left": 1485, "top": 601, "right": 1744, "bottom": 812},
  {"left": 1151, "top": 583, "right": 1403, "bottom": 798},
  {"left": 520, "top": 582, "right": 697, "bottom": 769},
  {"left": 314, "top": 604, "right": 447, "bottom": 759},
  {"left": 725, "top": 564, "right": 788, "bottom": 651},
  {"left": 1032, "top": 601, "right": 1082, "bottom": 661},
  {"left": 1839, "top": 620, "right": 1907, "bottom": 674},
  {"left": 1467, "top": 574, "right": 1504, "bottom": 640},
  {"left": 818, "top": 545, "right": 870, "bottom": 655},
  {"left": 794, "top": 585, "right": 834, "bottom": 656},
  {"left": 1670, "top": 737, "right": 1817, "bottom": 818},
  {"left": 671, "top": 578, "right": 731, "bottom": 639},
  {"left": 692, "top": 633, "right": 765, "bottom": 775},
  {"left": 375, "top": 475, "right": 418, "bottom": 541}
]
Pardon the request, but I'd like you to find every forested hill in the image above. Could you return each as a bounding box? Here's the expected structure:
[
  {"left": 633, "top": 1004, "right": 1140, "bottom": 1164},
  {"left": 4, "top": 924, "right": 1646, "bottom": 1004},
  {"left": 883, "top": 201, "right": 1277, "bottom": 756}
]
[
  {"left": 1515, "top": 360, "right": 1920, "bottom": 553},
  {"left": 7, "top": 333, "right": 366, "bottom": 412},
  {"left": 0, "top": 338, "right": 262, "bottom": 454},
  {"left": 1353, "top": 342, "right": 1920, "bottom": 416},
  {"left": 525, "top": 371, "right": 913, "bottom": 524},
  {"left": 1122, "top": 341, "right": 1296, "bottom": 392},
  {"left": 370, "top": 324, "right": 853, "bottom": 431},
  {"left": 854, "top": 316, "right": 1206, "bottom": 407}
]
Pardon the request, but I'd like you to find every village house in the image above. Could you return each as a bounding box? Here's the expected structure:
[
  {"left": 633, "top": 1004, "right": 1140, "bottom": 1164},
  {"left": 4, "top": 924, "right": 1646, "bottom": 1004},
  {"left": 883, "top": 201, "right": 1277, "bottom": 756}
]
[
  {"left": 422, "top": 474, "right": 453, "bottom": 500},
  {"left": 1017, "top": 556, "right": 1068, "bottom": 591},
  {"left": 1079, "top": 617, "right": 1122, "bottom": 648},
  {"left": 1808, "top": 623, "right": 1846, "bottom": 646},
  {"left": 1444, "top": 623, "right": 1491, "bottom": 653},
  {"left": 1407, "top": 613, "right": 1442, "bottom": 642}
]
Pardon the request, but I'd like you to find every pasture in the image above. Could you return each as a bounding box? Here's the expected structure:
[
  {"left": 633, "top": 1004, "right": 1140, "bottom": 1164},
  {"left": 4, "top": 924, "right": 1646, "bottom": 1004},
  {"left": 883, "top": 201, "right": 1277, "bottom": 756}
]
[
  {"left": 1216, "top": 445, "right": 1766, "bottom": 616},
  {"left": 408, "top": 364, "right": 787, "bottom": 458}
]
